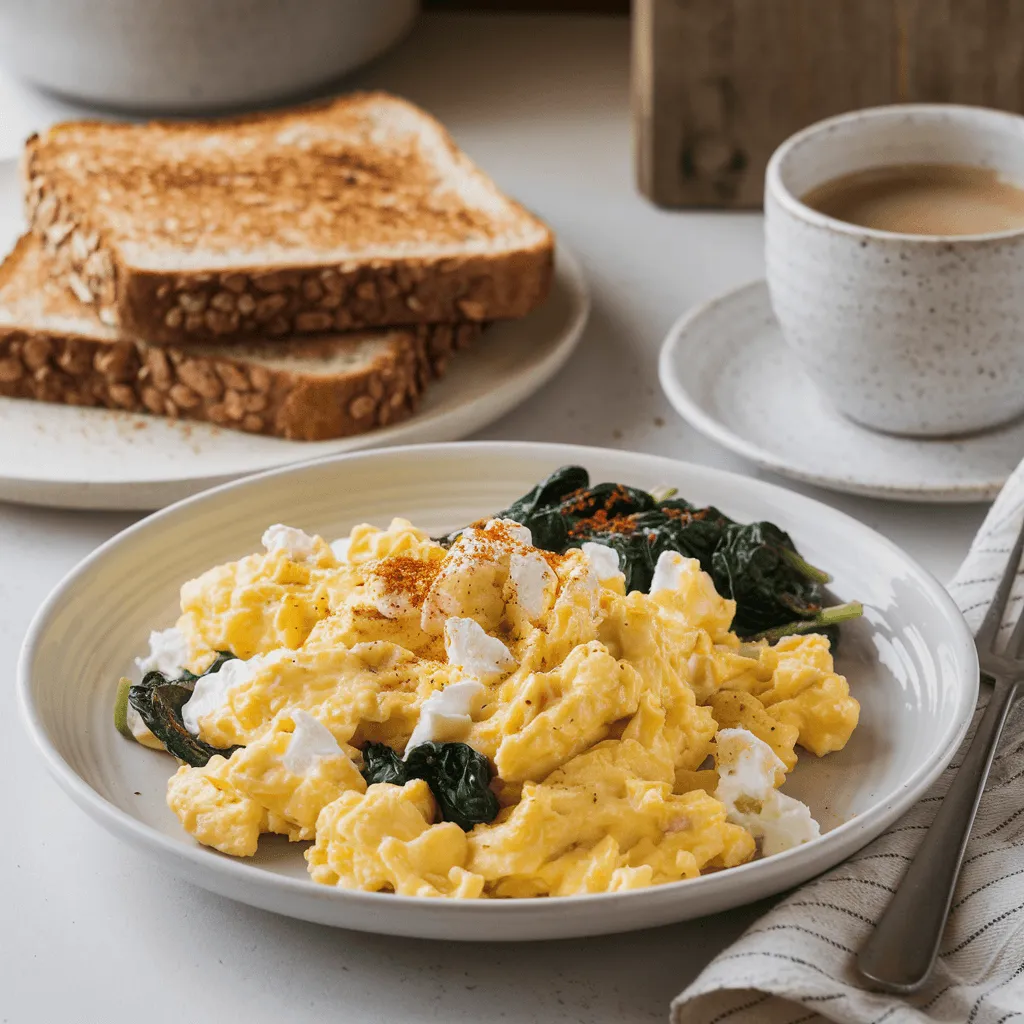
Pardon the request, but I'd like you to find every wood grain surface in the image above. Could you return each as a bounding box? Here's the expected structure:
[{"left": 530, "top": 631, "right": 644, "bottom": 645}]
[{"left": 635, "top": 0, "right": 1024, "bottom": 208}]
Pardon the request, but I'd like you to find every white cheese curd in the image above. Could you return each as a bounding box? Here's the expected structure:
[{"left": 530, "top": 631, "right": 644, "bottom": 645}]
[
  {"left": 404, "top": 680, "right": 486, "bottom": 756},
  {"left": 261, "top": 524, "right": 318, "bottom": 561},
  {"left": 329, "top": 536, "right": 352, "bottom": 562},
  {"left": 649, "top": 550, "right": 694, "bottom": 594},
  {"left": 557, "top": 557, "right": 602, "bottom": 618},
  {"left": 180, "top": 652, "right": 289, "bottom": 735},
  {"left": 181, "top": 657, "right": 257, "bottom": 735},
  {"left": 420, "top": 528, "right": 504, "bottom": 631},
  {"left": 444, "top": 617, "right": 516, "bottom": 679},
  {"left": 420, "top": 531, "right": 486, "bottom": 630},
  {"left": 715, "top": 728, "right": 820, "bottom": 857},
  {"left": 485, "top": 518, "right": 533, "bottom": 546},
  {"left": 282, "top": 710, "right": 343, "bottom": 775},
  {"left": 649, "top": 551, "right": 721, "bottom": 622},
  {"left": 581, "top": 542, "right": 624, "bottom": 582},
  {"left": 135, "top": 626, "right": 190, "bottom": 678},
  {"left": 508, "top": 550, "right": 557, "bottom": 620}
]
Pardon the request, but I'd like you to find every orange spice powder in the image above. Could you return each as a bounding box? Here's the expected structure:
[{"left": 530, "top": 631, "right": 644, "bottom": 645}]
[{"left": 369, "top": 555, "right": 442, "bottom": 606}]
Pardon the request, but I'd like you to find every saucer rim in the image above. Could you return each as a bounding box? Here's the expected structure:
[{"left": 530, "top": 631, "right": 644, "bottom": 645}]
[{"left": 658, "top": 279, "right": 1006, "bottom": 504}]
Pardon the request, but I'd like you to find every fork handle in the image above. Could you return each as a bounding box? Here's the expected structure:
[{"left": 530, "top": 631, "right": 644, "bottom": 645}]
[{"left": 856, "top": 674, "right": 1019, "bottom": 993}]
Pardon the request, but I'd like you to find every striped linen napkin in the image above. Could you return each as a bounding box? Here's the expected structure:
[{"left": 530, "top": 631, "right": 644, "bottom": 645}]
[{"left": 672, "top": 464, "right": 1024, "bottom": 1024}]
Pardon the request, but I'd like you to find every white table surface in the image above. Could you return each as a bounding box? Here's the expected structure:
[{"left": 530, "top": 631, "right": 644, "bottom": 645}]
[{"left": 0, "top": 13, "right": 991, "bottom": 1024}]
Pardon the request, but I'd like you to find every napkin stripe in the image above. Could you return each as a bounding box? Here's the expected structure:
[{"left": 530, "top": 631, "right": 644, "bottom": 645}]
[
  {"left": 823, "top": 877, "right": 898, "bottom": 893},
  {"left": 977, "top": 766, "right": 1024, "bottom": 795},
  {"left": 953, "top": 867, "right": 1024, "bottom": 909},
  {"left": 748, "top": 924, "right": 856, "bottom": 953},
  {"left": 967, "top": 964, "right": 1024, "bottom": 1023},
  {"left": 786, "top": 900, "right": 876, "bottom": 926},
  {"left": 705, "top": 993, "right": 771, "bottom": 1022},
  {"left": 946, "top": 868, "right": 1024, "bottom": 909},
  {"left": 918, "top": 984, "right": 954, "bottom": 1010},
  {"left": 844, "top": 851, "right": 914, "bottom": 865},
  {"left": 944, "top": 907, "right": 1024, "bottom": 954},
  {"left": 977, "top": 807, "right": 1024, "bottom": 838},
  {"left": 714, "top": 950, "right": 851, "bottom": 981}
]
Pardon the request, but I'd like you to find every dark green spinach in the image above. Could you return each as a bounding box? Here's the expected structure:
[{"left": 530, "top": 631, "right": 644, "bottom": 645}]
[
  {"left": 125, "top": 650, "right": 241, "bottom": 767},
  {"left": 437, "top": 465, "right": 588, "bottom": 551},
  {"left": 447, "top": 465, "right": 861, "bottom": 643},
  {"left": 404, "top": 742, "right": 500, "bottom": 831},
  {"left": 360, "top": 742, "right": 410, "bottom": 786},
  {"left": 360, "top": 741, "right": 500, "bottom": 832},
  {"left": 710, "top": 521, "right": 825, "bottom": 635}
]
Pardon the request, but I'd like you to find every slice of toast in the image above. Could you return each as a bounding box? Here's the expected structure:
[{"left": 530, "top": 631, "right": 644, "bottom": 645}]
[
  {"left": 22, "top": 91, "right": 553, "bottom": 346},
  {"left": 0, "top": 235, "right": 479, "bottom": 440}
]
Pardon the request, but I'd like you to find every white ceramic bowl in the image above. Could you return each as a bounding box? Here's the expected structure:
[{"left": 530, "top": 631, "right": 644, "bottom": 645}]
[
  {"left": 18, "top": 442, "right": 978, "bottom": 940},
  {"left": 766, "top": 104, "right": 1024, "bottom": 437},
  {"left": 0, "top": 0, "right": 418, "bottom": 112}
]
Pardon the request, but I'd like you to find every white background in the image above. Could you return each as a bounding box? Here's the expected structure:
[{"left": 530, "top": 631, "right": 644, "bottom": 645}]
[{"left": 0, "top": 14, "right": 989, "bottom": 1023}]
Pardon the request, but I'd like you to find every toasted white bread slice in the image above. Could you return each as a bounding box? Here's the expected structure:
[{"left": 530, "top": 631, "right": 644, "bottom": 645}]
[
  {"left": 0, "top": 235, "right": 479, "bottom": 440},
  {"left": 22, "top": 91, "right": 553, "bottom": 345}
]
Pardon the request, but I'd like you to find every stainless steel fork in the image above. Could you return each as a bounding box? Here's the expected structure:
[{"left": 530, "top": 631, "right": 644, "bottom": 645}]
[{"left": 857, "top": 518, "right": 1024, "bottom": 993}]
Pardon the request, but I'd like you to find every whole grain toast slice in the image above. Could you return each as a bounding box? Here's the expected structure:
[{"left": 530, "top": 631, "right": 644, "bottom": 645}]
[
  {"left": 0, "top": 235, "right": 479, "bottom": 440},
  {"left": 22, "top": 91, "right": 553, "bottom": 346}
]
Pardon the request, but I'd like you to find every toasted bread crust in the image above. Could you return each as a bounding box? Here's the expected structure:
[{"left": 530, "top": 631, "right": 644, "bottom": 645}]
[
  {"left": 119, "top": 244, "right": 552, "bottom": 345},
  {"left": 22, "top": 139, "right": 121, "bottom": 323},
  {"left": 0, "top": 315, "right": 479, "bottom": 441},
  {"left": 22, "top": 93, "right": 555, "bottom": 345}
]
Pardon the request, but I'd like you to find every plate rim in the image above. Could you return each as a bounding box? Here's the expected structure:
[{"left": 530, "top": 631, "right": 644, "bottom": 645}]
[
  {"left": 658, "top": 279, "right": 1005, "bottom": 504},
  {"left": 17, "top": 440, "right": 980, "bottom": 933}
]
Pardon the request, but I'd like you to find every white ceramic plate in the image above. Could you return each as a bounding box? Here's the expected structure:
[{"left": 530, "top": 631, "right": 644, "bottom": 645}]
[
  {"left": 18, "top": 442, "right": 978, "bottom": 941},
  {"left": 659, "top": 280, "right": 1024, "bottom": 502},
  {"left": 0, "top": 159, "right": 589, "bottom": 511}
]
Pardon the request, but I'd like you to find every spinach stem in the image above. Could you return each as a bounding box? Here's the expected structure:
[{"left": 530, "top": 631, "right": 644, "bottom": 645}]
[
  {"left": 114, "top": 676, "right": 134, "bottom": 740},
  {"left": 745, "top": 601, "right": 863, "bottom": 644},
  {"left": 780, "top": 547, "right": 832, "bottom": 584}
]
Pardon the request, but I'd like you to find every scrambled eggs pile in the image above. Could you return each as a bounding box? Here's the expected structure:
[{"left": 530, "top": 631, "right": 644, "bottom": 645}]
[{"left": 141, "top": 515, "right": 859, "bottom": 898}]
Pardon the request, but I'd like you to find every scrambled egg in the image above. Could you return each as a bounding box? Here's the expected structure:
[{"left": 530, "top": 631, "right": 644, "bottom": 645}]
[{"left": 155, "top": 515, "right": 859, "bottom": 899}]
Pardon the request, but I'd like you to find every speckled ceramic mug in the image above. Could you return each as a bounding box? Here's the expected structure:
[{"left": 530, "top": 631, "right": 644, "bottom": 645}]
[{"left": 766, "top": 105, "right": 1024, "bottom": 437}]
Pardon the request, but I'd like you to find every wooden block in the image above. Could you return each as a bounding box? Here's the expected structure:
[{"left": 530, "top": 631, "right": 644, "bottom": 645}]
[{"left": 634, "top": 0, "right": 1024, "bottom": 208}]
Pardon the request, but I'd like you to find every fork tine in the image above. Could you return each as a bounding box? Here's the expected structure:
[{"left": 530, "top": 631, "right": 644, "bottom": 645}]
[{"left": 975, "top": 515, "right": 1024, "bottom": 652}]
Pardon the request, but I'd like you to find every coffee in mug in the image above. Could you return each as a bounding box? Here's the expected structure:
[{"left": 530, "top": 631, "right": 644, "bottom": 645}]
[{"left": 802, "top": 163, "right": 1024, "bottom": 236}]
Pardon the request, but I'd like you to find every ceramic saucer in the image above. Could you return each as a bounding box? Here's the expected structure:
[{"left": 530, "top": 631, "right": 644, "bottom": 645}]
[{"left": 659, "top": 280, "right": 1024, "bottom": 502}]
